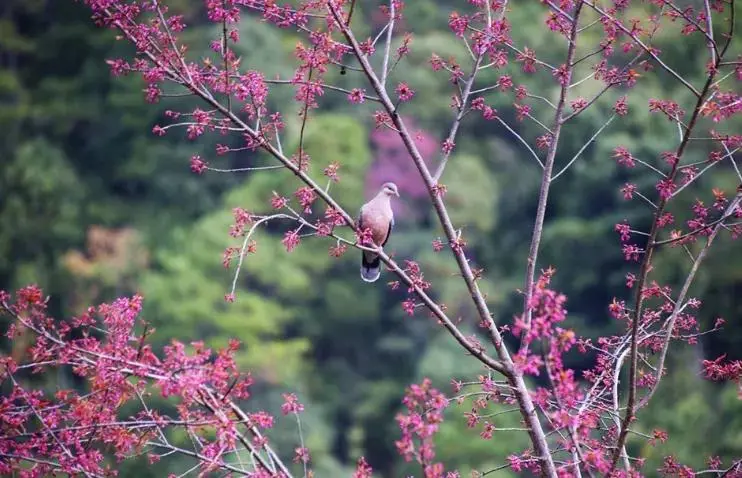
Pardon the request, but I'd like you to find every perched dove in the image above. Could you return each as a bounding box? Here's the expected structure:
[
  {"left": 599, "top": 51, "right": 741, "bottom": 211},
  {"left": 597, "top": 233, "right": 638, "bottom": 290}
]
[{"left": 358, "top": 182, "right": 399, "bottom": 282}]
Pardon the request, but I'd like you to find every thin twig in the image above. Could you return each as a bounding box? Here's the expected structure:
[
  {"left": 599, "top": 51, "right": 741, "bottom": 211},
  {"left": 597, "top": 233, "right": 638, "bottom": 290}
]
[
  {"left": 326, "top": 5, "right": 559, "bottom": 475},
  {"left": 638, "top": 192, "right": 742, "bottom": 409},
  {"left": 381, "top": 0, "right": 395, "bottom": 86},
  {"left": 522, "top": 1, "right": 583, "bottom": 337},
  {"left": 551, "top": 114, "right": 616, "bottom": 180},
  {"left": 580, "top": 0, "right": 701, "bottom": 97},
  {"left": 433, "top": 53, "right": 483, "bottom": 182},
  {"left": 607, "top": 23, "right": 725, "bottom": 473}
]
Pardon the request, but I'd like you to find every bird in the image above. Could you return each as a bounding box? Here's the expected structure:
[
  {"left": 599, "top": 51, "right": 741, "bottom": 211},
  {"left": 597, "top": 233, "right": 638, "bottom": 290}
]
[{"left": 358, "top": 182, "right": 399, "bottom": 282}]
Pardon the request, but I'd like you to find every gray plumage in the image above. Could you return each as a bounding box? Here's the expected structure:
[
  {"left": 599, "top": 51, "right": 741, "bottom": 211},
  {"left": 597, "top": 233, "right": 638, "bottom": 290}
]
[{"left": 358, "top": 182, "right": 399, "bottom": 282}]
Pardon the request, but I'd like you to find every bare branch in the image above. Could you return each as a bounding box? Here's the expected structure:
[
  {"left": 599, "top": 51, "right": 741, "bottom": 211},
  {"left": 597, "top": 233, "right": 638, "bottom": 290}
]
[
  {"left": 551, "top": 114, "right": 616, "bottom": 181},
  {"left": 494, "top": 117, "right": 544, "bottom": 168},
  {"left": 638, "top": 192, "right": 742, "bottom": 409},
  {"left": 433, "top": 53, "right": 483, "bottom": 182},
  {"left": 381, "top": 0, "right": 396, "bottom": 86},
  {"left": 326, "top": 4, "right": 558, "bottom": 474},
  {"left": 580, "top": 0, "right": 701, "bottom": 97},
  {"left": 608, "top": 32, "right": 725, "bottom": 474},
  {"left": 521, "top": 1, "right": 583, "bottom": 338}
]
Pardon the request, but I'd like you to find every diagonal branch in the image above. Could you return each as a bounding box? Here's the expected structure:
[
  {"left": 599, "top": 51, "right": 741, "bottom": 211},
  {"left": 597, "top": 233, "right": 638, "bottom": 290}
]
[
  {"left": 432, "top": 53, "right": 483, "bottom": 183},
  {"left": 104, "top": 6, "right": 508, "bottom": 377},
  {"left": 326, "top": 3, "right": 558, "bottom": 476},
  {"left": 607, "top": 31, "right": 726, "bottom": 475},
  {"left": 381, "top": 0, "right": 395, "bottom": 86},
  {"left": 637, "top": 192, "right": 742, "bottom": 409},
  {"left": 551, "top": 114, "right": 615, "bottom": 181},
  {"left": 580, "top": 0, "right": 701, "bottom": 97},
  {"left": 521, "top": 1, "right": 584, "bottom": 339}
]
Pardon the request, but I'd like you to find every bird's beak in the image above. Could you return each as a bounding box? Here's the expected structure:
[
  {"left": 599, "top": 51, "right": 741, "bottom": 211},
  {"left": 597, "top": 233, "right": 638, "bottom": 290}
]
[{"left": 394, "top": 190, "right": 400, "bottom": 197}]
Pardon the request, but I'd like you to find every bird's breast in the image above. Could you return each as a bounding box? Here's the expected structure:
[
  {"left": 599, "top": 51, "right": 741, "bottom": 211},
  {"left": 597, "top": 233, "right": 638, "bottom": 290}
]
[{"left": 361, "top": 203, "right": 392, "bottom": 245}]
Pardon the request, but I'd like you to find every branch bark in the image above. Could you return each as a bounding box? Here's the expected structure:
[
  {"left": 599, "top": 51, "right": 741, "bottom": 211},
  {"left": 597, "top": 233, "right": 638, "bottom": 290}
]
[
  {"left": 327, "top": 4, "right": 558, "bottom": 476},
  {"left": 607, "top": 37, "right": 725, "bottom": 477},
  {"left": 521, "top": 1, "right": 583, "bottom": 342}
]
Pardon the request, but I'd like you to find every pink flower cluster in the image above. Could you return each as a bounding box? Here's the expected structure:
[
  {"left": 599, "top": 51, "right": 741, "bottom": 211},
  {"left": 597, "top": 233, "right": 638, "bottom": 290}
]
[
  {"left": 395, "top": 379, "right": 450, "bottom": 477},
  {"left": 0, "top": 286, "right": 289, "bottom": 477}
]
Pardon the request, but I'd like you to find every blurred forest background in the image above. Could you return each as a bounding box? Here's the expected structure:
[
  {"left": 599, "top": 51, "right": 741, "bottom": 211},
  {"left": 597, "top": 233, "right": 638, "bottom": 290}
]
[{"left": 1, "top": 0, "right": 741, "bottom": 476}]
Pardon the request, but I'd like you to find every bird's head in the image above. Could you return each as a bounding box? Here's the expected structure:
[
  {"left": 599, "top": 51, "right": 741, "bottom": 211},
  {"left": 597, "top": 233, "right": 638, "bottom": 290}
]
[{"left": 380, "top": 182, "right": 400, "bottom": 198}]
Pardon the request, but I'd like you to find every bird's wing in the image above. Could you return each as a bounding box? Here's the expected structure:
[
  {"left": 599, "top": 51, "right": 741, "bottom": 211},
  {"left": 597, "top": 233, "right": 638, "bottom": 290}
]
[
  {"left": 356, "top": 207, "right": 364, "bottom": 231},
  {"left": 381, "top": 215, "right": 393, "bottom": 247}
]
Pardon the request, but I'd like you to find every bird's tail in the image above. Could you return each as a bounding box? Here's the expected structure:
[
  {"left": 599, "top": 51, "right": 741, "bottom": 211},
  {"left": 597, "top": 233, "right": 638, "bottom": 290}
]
[{"left": 360, "top": 252, "right": 381, "bottom": 282}]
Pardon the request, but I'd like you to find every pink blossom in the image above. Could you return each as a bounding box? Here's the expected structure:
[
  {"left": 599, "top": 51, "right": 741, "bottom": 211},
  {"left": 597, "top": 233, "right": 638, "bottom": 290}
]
[
  {"left": 448, "top": 12, "right": 469, "bottom": 37},
  {"left": 353, "top": 457, "right": 373, "bottom": 478},
  {"left": 293, "top": 446, "right": 310, "bottom": 463},
  {"left": 359, "top": 38, "right": 375, "bottom": 56},
  {"left": 329, "top": 243, "right": 348, "bottom": 257},
  {"left": 516, "top": 47, "right": 537, "bottom": 73},
  {"left": 348, "top": 88, "right": 366, "bottom": 104},
  {"left": 570, "top": 97, "right": 587, "bottom": 111},
  {"left": 396, "top": 82, "right": 415, "bottom": 102},
  {"left": 614, "top": 221, "right": 631, "bottom": 242},
  {"left": 613, "top": 146, "right": 636, "bottom": 167},
  {"left": 397, "top": 33, "right": 413, "bottom": 58},
  {"left": 281, "top": 393, "right": 304, "bottom": 415},
  {"left": 536, "top": 134, "right": 552, "bottom": 150},
  {"left": 282, "top": 229, "right": 301, "bottom": 252},
  {"left": 622, "top": 244, "right": 642, "bottom": 261},
  {"left": 497, "top": 75, "right": 513, "bottom": 90},
  {"left": 356, "top": 227, "right": 374, "bottom": 246},
  {"left": 656, "top": 178, "right": 676, "bottom": 200},
  {"left": 441, "top": 139, "right": 455, "bottom": 155},
  {"left": 552, "top": 64, "right": 570, "bottom": 86},
  {"left": 271, "top": 193, "right": 289, "bottom": 209},
  {"left": 402, "top": 299, "right": 416, "bottom": 316},
  {"left": 621, "top": 182, "right": 637, "bottom": 200},
  {"left": 190, "top": 155, "right": 208, "bottom": 174},
  {"left": 614, "top": 95, "right": 629, "bottom": 116},
  {"left": 320, "top": 208, "right": 343, "bottom": 228},
  {"left": 294, "top": 186, "right": 316, "bottom": 213},
  {"left": 430, "top": 54, "right": 445, "bottom": 71},
  {"left": 626, "top": 272, "right": 637, "bottom": 288}
]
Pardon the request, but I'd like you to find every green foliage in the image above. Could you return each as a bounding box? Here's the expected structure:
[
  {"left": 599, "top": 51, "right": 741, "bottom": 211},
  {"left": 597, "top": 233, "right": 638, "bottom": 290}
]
[
  {"left": 631, "top": 348, "right": 742, "bottom": 472},
  {"left": 0, "top": 139, "right": 84, "bottom": 287},
  {"left": 443, "top": 153, "right": 499, "bottom": 231},
  {"left": 2, "top": 0, "right": 742, "bottom": 475},
  {"left": 137, "top": 113, "right": 380, "bottom": 468},
  {"left": 290, "top": 113, "right": 374, "bottom": 209},
  {"left": 411, "top": 331, "right": 527, "bottom": 476},
  {"left": 141, "top": 199, "right": 310, "bottom": 383}
]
